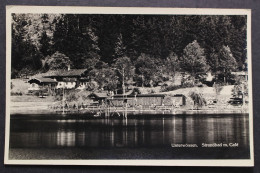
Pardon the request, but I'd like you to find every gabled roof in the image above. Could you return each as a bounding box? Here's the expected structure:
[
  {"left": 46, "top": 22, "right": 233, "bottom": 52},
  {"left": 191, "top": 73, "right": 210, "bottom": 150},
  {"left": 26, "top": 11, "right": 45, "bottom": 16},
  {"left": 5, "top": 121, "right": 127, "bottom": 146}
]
[
  {"left": 113, "top": 89, "right": 135, "bottom": 97},
  {"left": 41, "top": 69, "right": 88, "bottom": 78},
  {"left": 173, "top": 94, "right": 186, "bottom": 97},
  {"left": 58, "top": 69, "right": 88, "bottom": 77},
  {"left": 28, "top": 77, "right": 57, "bottom": 83}
]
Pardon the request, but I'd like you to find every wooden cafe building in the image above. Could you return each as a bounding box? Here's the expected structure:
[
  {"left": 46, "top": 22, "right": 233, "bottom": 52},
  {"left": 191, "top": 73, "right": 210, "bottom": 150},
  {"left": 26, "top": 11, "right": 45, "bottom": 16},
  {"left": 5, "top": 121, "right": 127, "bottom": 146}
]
[{"left": 88, "top": 91, "right": 166, "bottom": 107}]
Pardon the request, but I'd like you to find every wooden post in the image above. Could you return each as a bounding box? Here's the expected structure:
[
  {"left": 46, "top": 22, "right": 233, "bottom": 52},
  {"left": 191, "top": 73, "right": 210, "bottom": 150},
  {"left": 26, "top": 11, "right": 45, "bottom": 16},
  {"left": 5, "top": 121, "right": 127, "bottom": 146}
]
[
  {"left": 122, "top": 67, "right": 125, "bottom": 96},
  {"left": 62, "top": 85, "right": 65, "bottom": 115}
]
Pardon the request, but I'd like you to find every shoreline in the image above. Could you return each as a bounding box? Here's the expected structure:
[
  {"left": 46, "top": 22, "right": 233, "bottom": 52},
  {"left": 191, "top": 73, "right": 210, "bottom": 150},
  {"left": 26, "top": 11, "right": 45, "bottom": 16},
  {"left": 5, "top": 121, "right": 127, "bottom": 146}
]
[
  {"left": 9, "top": 96, "right": 249, "bottom": 115},
  {"left": 10, "top": 104, "right": 248, "bottom": 115}
]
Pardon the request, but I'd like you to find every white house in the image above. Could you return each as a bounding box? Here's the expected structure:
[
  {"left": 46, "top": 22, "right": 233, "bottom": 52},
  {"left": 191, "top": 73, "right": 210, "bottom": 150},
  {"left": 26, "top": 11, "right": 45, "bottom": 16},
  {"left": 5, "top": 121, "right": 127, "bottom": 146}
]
[{"left": 56, "top": 78, "right": 77, "bottom": 89}]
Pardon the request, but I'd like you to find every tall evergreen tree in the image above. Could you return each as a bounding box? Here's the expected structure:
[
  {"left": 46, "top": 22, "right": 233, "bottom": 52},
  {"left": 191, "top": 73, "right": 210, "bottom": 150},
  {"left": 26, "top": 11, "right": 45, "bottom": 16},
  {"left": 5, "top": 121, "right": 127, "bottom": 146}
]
[
  {"left": 218, "top": 45, "right": 238, "bottom": 83},
  {"left": 11, "top": 13, "right": 247, "bottom": 82},
  {"left": 39, "top": 31, "right": 52, "bottom": 57},
  {"left": 114, "top": 33, "right": 126, "bottom": 59}
]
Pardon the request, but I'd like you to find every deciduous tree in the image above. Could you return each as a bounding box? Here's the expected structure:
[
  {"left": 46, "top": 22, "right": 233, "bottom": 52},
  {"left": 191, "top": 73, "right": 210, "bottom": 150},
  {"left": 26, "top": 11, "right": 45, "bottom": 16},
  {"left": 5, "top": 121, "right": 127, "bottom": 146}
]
[
  {"left": 180, "top": 40, "right": 209, "bottom": 84},
  {"left": 45, "top": 51, "right": 71, "bottom": 70},
  {"left": 134, "top": 54, "right": 159, "bottom": 87}
]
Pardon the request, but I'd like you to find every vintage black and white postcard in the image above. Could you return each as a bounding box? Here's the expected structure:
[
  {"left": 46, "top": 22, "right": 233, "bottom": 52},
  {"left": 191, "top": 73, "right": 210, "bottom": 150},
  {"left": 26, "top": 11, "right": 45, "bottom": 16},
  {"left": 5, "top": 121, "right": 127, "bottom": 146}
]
[{"left": 4, "top": 6, "right": 254, "bottom": 166}]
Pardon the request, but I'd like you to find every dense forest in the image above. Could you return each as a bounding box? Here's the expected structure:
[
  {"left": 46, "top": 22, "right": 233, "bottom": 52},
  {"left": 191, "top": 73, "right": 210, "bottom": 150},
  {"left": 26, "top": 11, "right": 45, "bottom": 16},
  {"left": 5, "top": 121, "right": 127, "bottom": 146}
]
[{"left": 11, "top": 13, "right": 247, "bottom": 90}]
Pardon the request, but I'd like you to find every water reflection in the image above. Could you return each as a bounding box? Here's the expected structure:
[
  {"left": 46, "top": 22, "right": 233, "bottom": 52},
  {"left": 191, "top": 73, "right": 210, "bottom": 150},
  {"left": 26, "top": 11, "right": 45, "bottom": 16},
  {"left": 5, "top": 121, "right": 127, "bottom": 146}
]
[
  {"left": 10, "top": 114, "right": 249, "bottom": 150},
  {"left": 57, "top": 130, "right": 76, "bottom": 147}
]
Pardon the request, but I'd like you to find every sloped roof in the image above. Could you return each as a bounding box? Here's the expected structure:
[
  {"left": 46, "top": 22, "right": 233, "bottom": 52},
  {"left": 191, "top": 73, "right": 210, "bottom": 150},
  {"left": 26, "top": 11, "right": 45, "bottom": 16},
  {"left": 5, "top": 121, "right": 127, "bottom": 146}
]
[
  {"left": 28, "top": 77, "right": 57, "bottom": 83},
  {"left": 231, "top": 71, "right": 248, "bottom": 76},
  {"left": 113, "top": 89, "right": 135, "bottom": 97},
  {"left": 63, "top": 78, "right": 77, "bottom": 82},
  {"left": 114, "top": 93, "right": 165, "bottom": 98},
  {"left": 59, "top": 69, "right": 88, "bottom": 77},
  {"left": 40, "top": 69, "right": 88, "bottom": 78},
  {"left": 136, "top": 94, "right": 166, "bottom": 97},
  {"left": 79, "top": 77, "right": 88, "bottom": 81}
]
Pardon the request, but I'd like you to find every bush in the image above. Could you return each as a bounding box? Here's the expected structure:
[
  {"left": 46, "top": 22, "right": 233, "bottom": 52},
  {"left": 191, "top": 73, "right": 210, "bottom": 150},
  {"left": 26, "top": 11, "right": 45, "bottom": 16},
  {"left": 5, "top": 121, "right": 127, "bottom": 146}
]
[
  {"left": 29, "top": 89, "right": 48, "bottom": 97},
  {"left": 160, "top": 85, "right": 181, "bottom": 92},
  {"left": 150, "top": 89, "right": 156, "bottom": 93},
  {"left": 66, "top": 90, "right": 80, "bottom": 102},
  {"left": 133, "top": 88, "right": 141, "bottom": 95},
  {"left": 189, "top": 91, "right": 206, "bottom": 109},
  {"left": 160, "top": 79, "right": 196, "bottom": 92},
  {"left": 11, "top": 91, "right": 23, "bottom": 96},
  {"left": 34, "top": 91, "right": 40, "bottom": 96},
  {"left": 54, "top": 89, "right": 80, "bottom": 102},
  {"left": 181, "top": 81, "right": 194, "bottom": 88}
]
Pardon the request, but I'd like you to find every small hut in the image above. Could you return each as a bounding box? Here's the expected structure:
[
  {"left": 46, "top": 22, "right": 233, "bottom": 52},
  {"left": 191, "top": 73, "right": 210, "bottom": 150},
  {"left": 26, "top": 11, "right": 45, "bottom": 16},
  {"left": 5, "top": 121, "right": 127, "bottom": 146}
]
[{"left": 88, "top": 92, "right": 109, "bottom": 103}]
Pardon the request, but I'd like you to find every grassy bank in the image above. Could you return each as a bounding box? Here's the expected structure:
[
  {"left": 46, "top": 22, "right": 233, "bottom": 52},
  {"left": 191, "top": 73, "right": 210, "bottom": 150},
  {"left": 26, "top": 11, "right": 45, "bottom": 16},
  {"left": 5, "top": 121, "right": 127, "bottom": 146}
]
[
  {"left": 10, "top": 96, "right": 56, "bottom": 114},
  {"left": 9, "top": 79, "right": 248, "bottom": 115}
]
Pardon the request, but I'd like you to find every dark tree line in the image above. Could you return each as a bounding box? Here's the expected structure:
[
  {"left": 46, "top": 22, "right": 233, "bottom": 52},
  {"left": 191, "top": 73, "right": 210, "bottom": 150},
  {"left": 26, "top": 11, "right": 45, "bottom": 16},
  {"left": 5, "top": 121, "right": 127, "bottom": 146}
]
[{"left": 11, "top": 13, "right": 247, "bottom": 89}]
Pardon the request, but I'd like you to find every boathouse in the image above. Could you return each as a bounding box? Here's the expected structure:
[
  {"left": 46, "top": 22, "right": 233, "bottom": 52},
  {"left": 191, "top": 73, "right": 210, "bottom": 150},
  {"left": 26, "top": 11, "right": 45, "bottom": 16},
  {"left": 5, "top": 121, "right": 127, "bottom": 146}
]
[
  {"left": 87, "top": 91, "right": 187, "bottom": 108},
  {"left": 110, "top": 94, "right": 166, "bottom": 107}
]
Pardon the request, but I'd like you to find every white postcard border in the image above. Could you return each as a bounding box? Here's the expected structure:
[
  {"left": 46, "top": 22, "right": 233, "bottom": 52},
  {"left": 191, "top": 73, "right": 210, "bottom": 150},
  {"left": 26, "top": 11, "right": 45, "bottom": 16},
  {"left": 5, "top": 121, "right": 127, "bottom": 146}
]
[{"left": 4, "top": 6, "right": 254, "bottom": 166}]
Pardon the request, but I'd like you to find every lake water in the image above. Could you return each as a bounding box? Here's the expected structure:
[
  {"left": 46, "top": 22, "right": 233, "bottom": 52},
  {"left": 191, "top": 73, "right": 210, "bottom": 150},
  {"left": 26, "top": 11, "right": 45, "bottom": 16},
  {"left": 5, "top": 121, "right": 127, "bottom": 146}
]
[{"left": 9, "top": 113, "right": 250, "bottom": 160}]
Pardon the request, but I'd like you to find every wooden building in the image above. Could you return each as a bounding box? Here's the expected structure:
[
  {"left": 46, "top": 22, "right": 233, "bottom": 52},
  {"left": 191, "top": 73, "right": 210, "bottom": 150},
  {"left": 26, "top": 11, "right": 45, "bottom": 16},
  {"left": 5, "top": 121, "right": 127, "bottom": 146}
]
[
  {"left": 56, "top": 78, "right": 77, "bottom": 89},
  {"left": 110, "top": 94, "right": 166, "bottom": 107},
  {"left": 32, "top": 69, "right": 88, "bottom": 89},
  {"left": 28, "top": 77, "right": 57, "bottom": 92},
  {"left": 88, "top": 92, "right": 109, "bottom": 103},
  {"left": 87, "top": 91, "right": 186, "bottom": 108},
  {"left": 172, "top": 94, "right": 186, "bottom": 106},
  {"left": 231, "top": 71, "right": 248, "bottom": 81}
]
